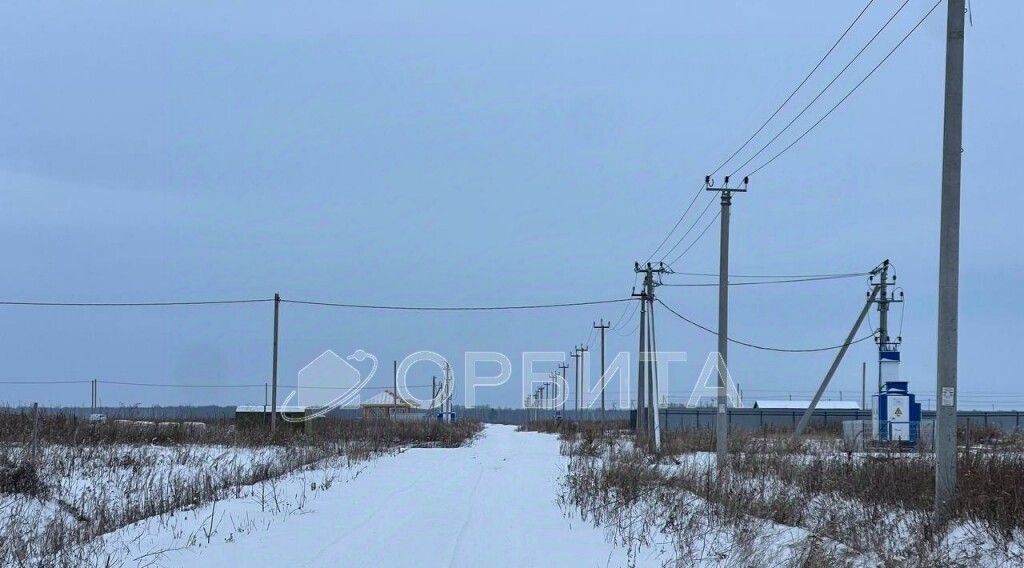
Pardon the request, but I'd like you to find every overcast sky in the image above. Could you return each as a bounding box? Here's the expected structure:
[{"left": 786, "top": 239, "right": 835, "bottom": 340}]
[{"left": 0, "top": 1, "right": 1020, "bottom": 410}]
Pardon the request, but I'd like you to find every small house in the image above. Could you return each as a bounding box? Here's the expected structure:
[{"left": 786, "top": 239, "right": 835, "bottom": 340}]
[{"left": 360, "top": 390, "right": 418, "bottom": 419}]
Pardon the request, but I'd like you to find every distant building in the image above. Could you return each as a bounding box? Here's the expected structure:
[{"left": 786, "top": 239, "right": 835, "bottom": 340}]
[
  {"left": 360, "top": 390, "right": 419, "bottom": 419},
  {"left": 752, "top": 400, "right": 860, "bottom": 410}
]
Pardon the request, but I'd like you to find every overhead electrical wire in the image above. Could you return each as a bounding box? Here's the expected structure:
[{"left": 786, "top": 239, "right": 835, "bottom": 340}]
[
  {"left": 661, "top": 273, "right": 867, "bottom": 287},
  {"left": 729, "top": 0, "right": 914, "bottom": 177},
  {"left": 645, "top": 0, "right": 877, "bottom": 263},
  {"left": 711, "top": 0, "right": 877, "bottom": 176},
  {"left": 0, "top": 296, "right": 631, "bottom": 312},
  {"left": 665, "top": 209, "right": 721, "bottom": 266},
  {"left": 659, "top": 195, "right": 718, "bottom": 261},
  {"left": 281, "top": 297, "right": 632, "bottom": 311},
  {"left": 656, "top": 298, "right": 876, "bottom": 353},
  {"left": 744, "top": 0, "right": 944, "bottom": 177},
  {"left": 0, "top": 298, "right": 272, "bottom": 307},
  {"left": 611, "top": 299, "right": 640, "bottom": 332},
  {"left": 645, "top": 185, "right": 706, "bottom": 263},
  {"left": 672, "top": 271, "right": 868, "bottom": 279}
]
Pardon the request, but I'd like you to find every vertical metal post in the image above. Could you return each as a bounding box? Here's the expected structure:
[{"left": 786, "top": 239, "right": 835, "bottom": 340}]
[
  {"left": 393, "top": 360, "right": 398, "bottom": 419},
  {"left": 579, "top": 345, "right": 588, "bottom": 418},
  {"left": 271, "top": 292, "right": 280, "bottom": 435},
  {"left": 936, "top": 0, "right": 965, "bottom": 525},
  {"left": 862, "top": 362, "right": 867, "bottom": 411}
]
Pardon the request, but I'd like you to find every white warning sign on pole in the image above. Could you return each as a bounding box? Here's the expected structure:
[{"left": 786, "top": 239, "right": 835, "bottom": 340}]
[{"left": 941, "top": 386, "right": 955, "bottom": 407}]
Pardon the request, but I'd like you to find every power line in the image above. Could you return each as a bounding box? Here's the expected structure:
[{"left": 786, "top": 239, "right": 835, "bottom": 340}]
[
  {"left": 0, "top": 298, "right": 272, "bottom": 307},
  {"left": 665, "top": 209, "right": 721, "bottom": 266},
  {"left": 281, "top": 297, "right": 631, "bottom": 311},
  {"left": 645, "top": 185, "right": 706, "bottom": 263},
  {"left": 646, "top": 1, "right": 877, "bottom": 262},
  {"left": 730, "top": 0, "right": 914, "bottom": 177},
  {"left": 746, "top": 0, "right": 944, "bottom": 177},
  {"left": 671, "top": 271, "right": 868, "bottom": 279},
  {"left": 0, "top": 379, "right": 91, "bottom": 385},
  {"left": 661, "top": 273, "right": 866, "bottom": 287},
  {"left": 0, "top": 296, "right": 631, "bottom": 311},
  {"left": 611, "top": 299, "right": 640, "bottom": 332},
  {"left": 656, "top": 298, "right": 875, "bottom": 353},
  {"left": 710, "top": 0, "right": 877, "bottom": 176},
  {"left": 659, "top": 195, "right": 717, "bottom": 261}
]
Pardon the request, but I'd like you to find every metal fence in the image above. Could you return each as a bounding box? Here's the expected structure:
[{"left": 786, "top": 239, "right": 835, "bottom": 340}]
[{"left": 654, "top": 407, "right": 1024, "bottom": 433}]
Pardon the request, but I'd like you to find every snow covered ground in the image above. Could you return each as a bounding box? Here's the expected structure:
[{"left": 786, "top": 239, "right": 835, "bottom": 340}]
[{"left": 100, "top": 424, "right": 661, "bottom": 567}]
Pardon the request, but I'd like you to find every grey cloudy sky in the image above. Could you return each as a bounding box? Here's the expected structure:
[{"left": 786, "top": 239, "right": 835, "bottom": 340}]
[{"left": 0, "top": 1, "right": 1020, "bottom": 410}]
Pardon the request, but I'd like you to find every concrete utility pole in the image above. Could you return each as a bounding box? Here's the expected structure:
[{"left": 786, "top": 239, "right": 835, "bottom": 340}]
[
  {"left": 793, "top": 283, "right": 881, "bottom": 441},
  {"left": 571, "top": 348, "right": 581, "bottom": 417},
  {"left": 936, "top": 0, "right": 965, "bottom": 526},
  {"left": 705, "top": 176, "right": 747, "bottom": 469},
  {"left": 871, "top": 260, "right": 903, "bottom": 390},
  {"left": 578, "top": 345, "right": 589, "bottom": 417},
  {"left": 271, "top": 292, "right": 281, "bottom": 435},
  {"left": 633, "top": 262, "right": 670, "bottom": 452},
  {"left": 634, "top": 287, "right": 648, "bottom": 432},
  {"left": 558, "top": 362, "right": 569, "bottom": 414},
  {"left": 594, "top": 319, "right": 610, "bottom": 426}
]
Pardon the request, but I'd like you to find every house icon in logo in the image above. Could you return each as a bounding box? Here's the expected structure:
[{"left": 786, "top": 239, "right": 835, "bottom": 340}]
[{"left": 297, "top": 350, "right": 374, "bottom": 408}]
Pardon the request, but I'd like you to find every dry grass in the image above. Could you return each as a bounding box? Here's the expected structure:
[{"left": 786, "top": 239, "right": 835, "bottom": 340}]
[{"left": 559, "top": 426, "right": 1024, "bottom": 567}]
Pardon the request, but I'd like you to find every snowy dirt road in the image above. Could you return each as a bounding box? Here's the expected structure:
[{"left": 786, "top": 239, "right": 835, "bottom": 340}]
[{"left": 148, "top": 424, "right": 658, "bottom": 567}]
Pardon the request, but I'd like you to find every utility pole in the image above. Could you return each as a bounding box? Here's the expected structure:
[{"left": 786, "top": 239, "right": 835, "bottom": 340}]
[
  {"left": 579, "top": 345, "right": 589, "bottom": 418},
  {"left": 705, "top": 175, "right": 747, "bottom": 469},
  {"left": 570, "top": 347, "right": 582, "bottom": 417},
  {"left": 634, "top": 286, "right": 647, "bottom": 432},
  {"left": 594, "top": 319, "right": 610, "bottom": 426},
  {"left": 936, "top": 0, "right": 965, "bottom": 526},
  {"left": 792, "top": 283, "right": 881, "bottom": 441},
  {"left": 633, "top": 262, "right": 670, "bottom": 451},
  {"left": 558, "top": 362, "right": 569, "bottom": 414},
  {"left": 271, "top": 292, "right": 280, "bottom": 435},
  {"left": 393, "top": 360, "right": 398, "bottom": 418},
  {"left": 871, "top": 260, "right": 903, "bottom": 391}
]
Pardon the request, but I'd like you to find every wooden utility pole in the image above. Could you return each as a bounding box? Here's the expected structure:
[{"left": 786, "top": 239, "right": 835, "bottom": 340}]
[{"left": 936, "top": 0, "right": 965, "bottom": 525}]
